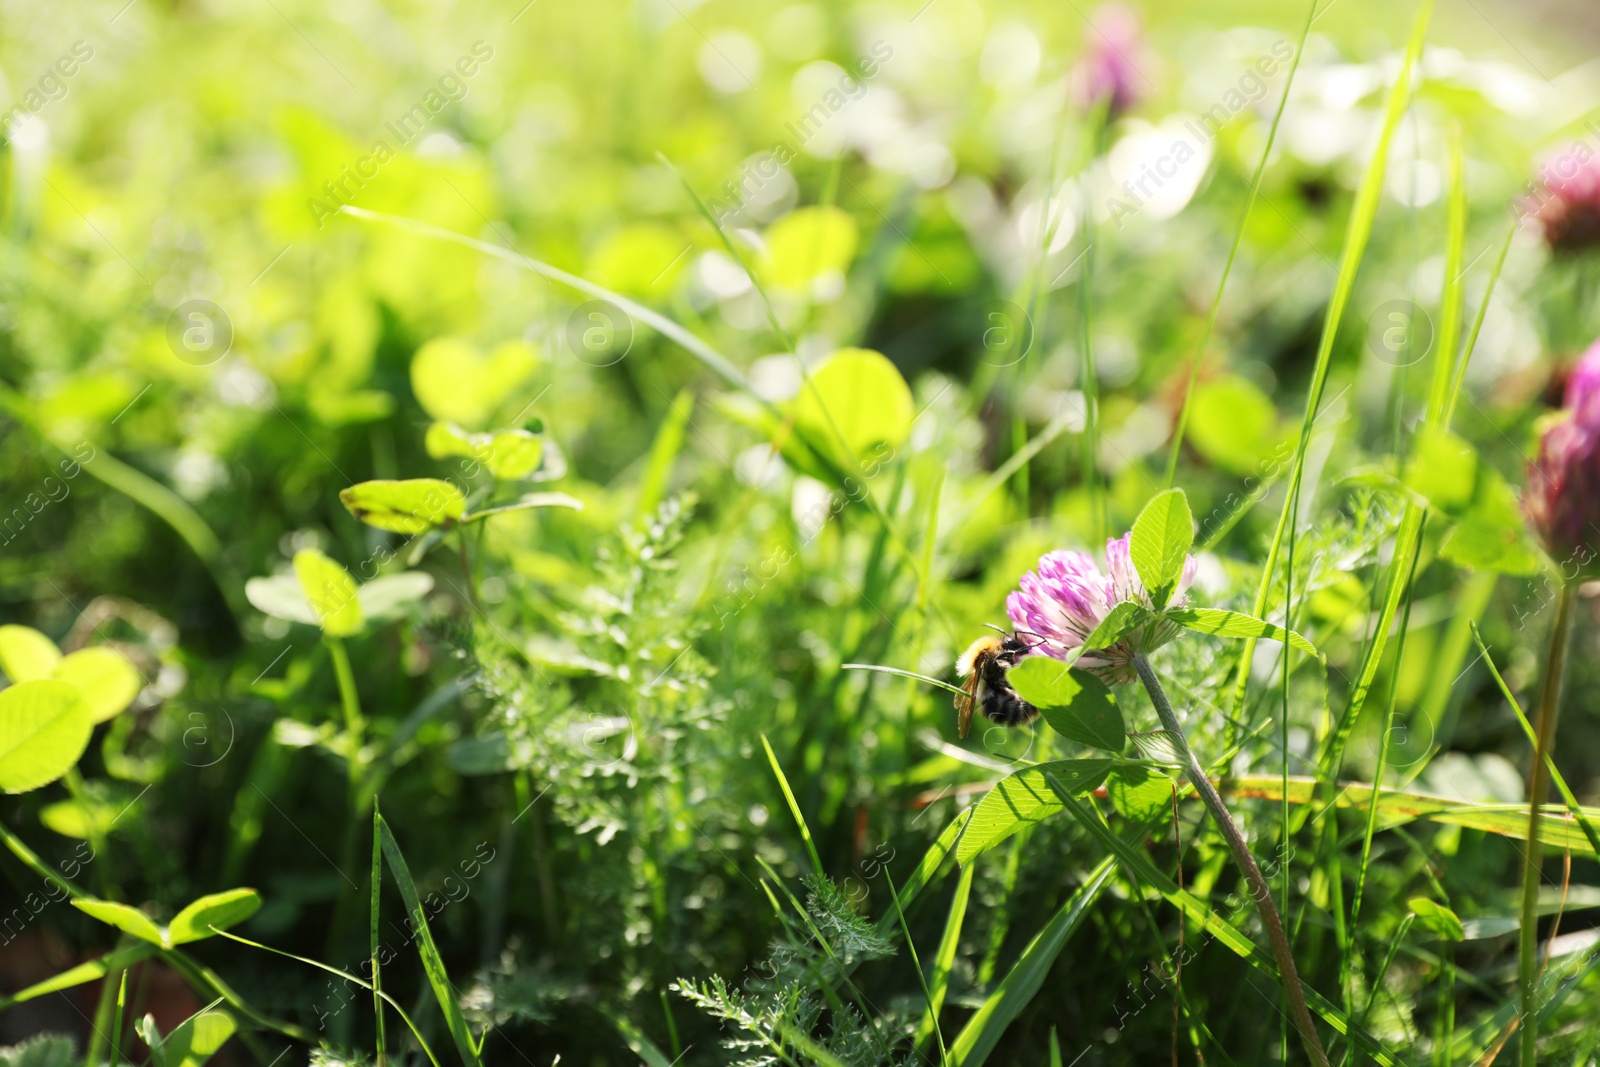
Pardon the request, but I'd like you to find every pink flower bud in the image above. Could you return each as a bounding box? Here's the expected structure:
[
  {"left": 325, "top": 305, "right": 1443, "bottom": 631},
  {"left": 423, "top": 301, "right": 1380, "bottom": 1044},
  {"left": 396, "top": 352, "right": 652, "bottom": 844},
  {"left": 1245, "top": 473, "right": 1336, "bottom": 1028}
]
[
  {"left": 1072, "top": 4, "right": 1150, "bottom": 119},
  {"left": 1528, "top": 150, "right": 1600, "bottom": 254},
  {"left": 1525, "top": 340, "right": 1600, "bottom": 564}
]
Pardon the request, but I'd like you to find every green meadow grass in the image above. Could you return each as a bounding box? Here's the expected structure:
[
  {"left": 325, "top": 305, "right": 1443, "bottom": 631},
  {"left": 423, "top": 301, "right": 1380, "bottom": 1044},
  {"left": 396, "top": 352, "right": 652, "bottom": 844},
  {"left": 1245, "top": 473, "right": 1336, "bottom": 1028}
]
[{"left": 1, "top": 1, "right": 1598, "bottom": 1065}]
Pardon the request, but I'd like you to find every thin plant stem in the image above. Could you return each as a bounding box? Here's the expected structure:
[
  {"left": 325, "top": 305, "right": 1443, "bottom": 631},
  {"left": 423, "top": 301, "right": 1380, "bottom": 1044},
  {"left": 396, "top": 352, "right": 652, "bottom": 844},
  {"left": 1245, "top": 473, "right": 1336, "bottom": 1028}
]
[
  {"left": 457, "top": 529, "right": 481, "bottom": 615},
  {"left": 1518, "top": 580, "right": 1578, "bottom": 1067},
  {"left": 327, "top": 636, "right": 364, "bottom": 780},
  {"left": 1132, "top": 652, "right": 1330, "bottom": 1067},
  {"left": 1164, "top": 0, "right": 1318, "bottom": 486},
  {"left": 1078, "top": 103, "right": 1108, "bottom": 544}
]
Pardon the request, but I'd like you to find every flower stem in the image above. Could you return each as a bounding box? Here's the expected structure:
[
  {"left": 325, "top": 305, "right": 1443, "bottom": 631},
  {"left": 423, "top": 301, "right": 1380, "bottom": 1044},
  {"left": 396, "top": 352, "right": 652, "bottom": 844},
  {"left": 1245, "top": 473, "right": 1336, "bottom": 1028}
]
[
  {"left": 1133, "top": 653, "right": 1330, "bottom": 1067},
  {"left": 1518, "top": 580, "right": 1577, "bottom": 1067}
]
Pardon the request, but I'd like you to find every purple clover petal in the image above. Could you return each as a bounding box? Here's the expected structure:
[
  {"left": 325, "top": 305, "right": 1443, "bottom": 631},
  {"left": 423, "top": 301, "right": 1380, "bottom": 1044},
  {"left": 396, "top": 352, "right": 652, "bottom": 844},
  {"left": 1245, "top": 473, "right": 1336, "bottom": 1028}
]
[{"left": 1006, "top": 534, "right": 1199, "bottom": 682}]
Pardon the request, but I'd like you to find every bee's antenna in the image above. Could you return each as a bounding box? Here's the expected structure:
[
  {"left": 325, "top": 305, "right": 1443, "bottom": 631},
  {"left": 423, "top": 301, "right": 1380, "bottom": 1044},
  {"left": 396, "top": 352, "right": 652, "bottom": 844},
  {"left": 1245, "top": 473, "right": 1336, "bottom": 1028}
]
[{"left": 985, "top": 622, "right": 1049, "bottom": 649}]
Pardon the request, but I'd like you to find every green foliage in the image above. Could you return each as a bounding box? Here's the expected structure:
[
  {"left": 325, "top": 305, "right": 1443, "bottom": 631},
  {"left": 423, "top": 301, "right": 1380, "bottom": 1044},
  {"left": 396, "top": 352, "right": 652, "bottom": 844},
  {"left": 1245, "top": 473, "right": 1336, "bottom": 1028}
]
[
  {"left": 409, "top": 339, "right": 539, "bottom": 429},
  {"left": 957, "top": 760, "right": 1111, "bottom": 864},
  {"left": 0, "top": 3, "right": 1593, "bottom": 1065},
  {"left": 1104, "top": 765, "right": 1174, "bottom": 822},
  {"left": 49, "top": 648, "right": 141, "bottom": 723},
  {"left": 1408, "top": 898, "right": 1466, "bottom": 942},
  {"left": 674, "top": 874, "right": 898, "bottom": 1067},
  {"left": 1007, "top": 658, "right": 1126, "bottom": 752},
  {"left": 73, "top": 888, "right": 261, "bottom": 948},
  {"left": 762, "top": 206, "right": 859, "bottom": 291},
  {"left": 789, "top": 347, "right": 914, "bottom": 463},
  {"left": 1129, "top": 488, "right": 1194, "bottom": 609},
  {"left": 339, "top": 478, "right": 468, "bottom": 534},
  {"left": 424, "top": 423, "right": 544, "bottom": 481},
  {"left": 138, "top": 1008, "right": 236, "bottom": 1067},
  {"left": 0, "top": 681, "right": 91, "bottom": 793},
  {"left": 0, "top": 1035, "right": 75, "bottom": 1067},
  {"left": 0, "top": 626, "right": 63, "bottom": 683},
  {"left": 294, "top": 549, "right": 365, "bottom": 637}
]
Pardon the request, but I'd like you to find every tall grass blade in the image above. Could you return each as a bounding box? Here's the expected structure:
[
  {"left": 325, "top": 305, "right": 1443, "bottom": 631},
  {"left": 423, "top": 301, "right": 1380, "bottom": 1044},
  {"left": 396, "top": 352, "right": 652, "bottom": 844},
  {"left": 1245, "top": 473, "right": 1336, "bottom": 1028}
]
[
  {"left": 372, "top": 803, "right": 388, "bottom": 1067},
  {"left": 213, "top": 928, "right": 443, "bottom": 1067},
  {"left": 884, "top": 868, "right": 949, "bottom": 1067},
  {"left": 1228, "top": 0, "right": 1434, "bottom": 720},
  {"left": 1165, "top": 0, "right": 1319, "bottom": 484},
  {"left": 1047, "top": 779, "right": 1409, "bottom": 1066},
  {"left": 914, "top": 863, "right": 972, "bottom": 1054},
  {"left": 376, "top": 814, "right": 485, "bottom": 1067},
  {"left": 760, "top": 732, "right": 826, "bottom": 879},
  {"left": 947, "top": 856, "right": 1115, "bottom": 1067}
]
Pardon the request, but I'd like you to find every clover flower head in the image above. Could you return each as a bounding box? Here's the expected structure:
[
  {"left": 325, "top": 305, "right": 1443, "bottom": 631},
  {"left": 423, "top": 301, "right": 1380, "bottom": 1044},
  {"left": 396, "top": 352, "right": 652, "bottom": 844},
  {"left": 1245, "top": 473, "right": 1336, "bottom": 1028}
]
[
  {"left": 1525, "top": 340, "right": 1600, "bottom": 565},
  {"left": 1528, "top": 150, "right": 1600, "bottom": 254},
  {"left": 1072, "top": 3, "right": 1149, "bottom": 119},
  {"left": 1005, "top": 533, "right": 1198, "bottom": 683}
]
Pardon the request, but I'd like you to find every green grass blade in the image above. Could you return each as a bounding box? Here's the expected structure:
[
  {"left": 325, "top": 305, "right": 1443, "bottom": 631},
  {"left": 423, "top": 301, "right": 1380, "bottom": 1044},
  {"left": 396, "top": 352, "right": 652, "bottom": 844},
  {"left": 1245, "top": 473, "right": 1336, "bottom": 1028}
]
[
  {"left": 761, "top": 732, "right": 825, "bottom": 879},
  {"left": 1221, "top": 774, "right": 1600, "bottom": 856},
  {"left": 376, "top": 813, "right": 484, "bottom": 1067},
  {"left": 871, "top": 808, "right": 972, "bottom": 943},
  {"left": 1047, "top": 778, "right": 1411, "bottom": 1066},
  {"left": 1227, "top": 0, "right": 1434, "bottom": 721},
  {"left": 340, "top": 205, "right": 747, "bottom": 392},
  {"left": 163, "top": 949, "right": 320, "bottom": 1046},
  {"left": 947, "top": 856, "right": 1115, "bottom": 1067},
  {"left": 1165, "top": 0, "right": 1319, "bottom": 485},
  {"left": 1446, "top": 220, "right": 1516, "bottom": 429},
  {"left": 212, "top": 928, "right": 443, "bottom": 1067},
  {"left": 372, "top": 803, "right": 388, "bottom": 1067},
  {"left": 885, "top": 868, "right": 949, "bottom": 1067},
  {"left": 0, "top": 943, "right": 154, "bottom": 1010},
  {"left": 1426, "top": 129, "right": 1468, "bottom": 421},
  {"left": 914, "top": 862, "right": 973, "bottom": 1055},
  {"left": 841, "top": 662, "right": 968, "bottom": 699},
  {"left": 604, "top": 1012, "right": 678, "bottom": 1067},
  {"left": 636, "top": 386, "right": 694, "bottom": 518},
  {"left": 1472, "top": 623, "right": 1600, "bottom": 858}
]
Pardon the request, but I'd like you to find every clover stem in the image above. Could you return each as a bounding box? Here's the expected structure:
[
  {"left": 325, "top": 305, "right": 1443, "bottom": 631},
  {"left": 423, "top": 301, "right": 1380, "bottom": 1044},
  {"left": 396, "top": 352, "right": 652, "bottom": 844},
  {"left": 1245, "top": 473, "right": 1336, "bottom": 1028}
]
[
  {"left": 327, "top": 636, "right": 364, "bottom": 763},
  {"left": 1519, "top": 580, "right": 1577, "bottom": 1067},
  {"left": 457, "top": 528, "right": 482, "bottom": 614},
  {"left": 1132, "top": 653, "right": 1329, "bottom": 1067}
]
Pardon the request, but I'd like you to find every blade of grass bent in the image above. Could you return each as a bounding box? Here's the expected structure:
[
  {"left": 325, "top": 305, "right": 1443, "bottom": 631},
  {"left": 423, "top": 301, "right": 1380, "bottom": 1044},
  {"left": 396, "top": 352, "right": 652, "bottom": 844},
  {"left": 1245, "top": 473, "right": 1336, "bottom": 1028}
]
[
  {"left": 340, "top": 205, "right": 747, "bottom": 391},
  {"left": 213, "top": 929, "right": 443, "bottom": 1067}
]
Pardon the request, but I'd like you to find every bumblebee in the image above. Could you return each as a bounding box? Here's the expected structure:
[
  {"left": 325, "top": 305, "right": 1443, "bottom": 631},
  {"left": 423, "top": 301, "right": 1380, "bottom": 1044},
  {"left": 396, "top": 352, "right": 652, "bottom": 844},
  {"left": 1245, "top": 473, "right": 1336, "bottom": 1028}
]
[{"left": 954, "top": 630, "right": 1041, "bottom": 738}]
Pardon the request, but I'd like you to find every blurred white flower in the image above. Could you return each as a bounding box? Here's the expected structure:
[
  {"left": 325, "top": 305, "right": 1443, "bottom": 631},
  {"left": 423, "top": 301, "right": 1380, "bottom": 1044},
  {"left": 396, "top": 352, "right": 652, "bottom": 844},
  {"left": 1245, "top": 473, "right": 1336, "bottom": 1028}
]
[{"left": 699, "top": 31, "right": 761, "bottom": 95}]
